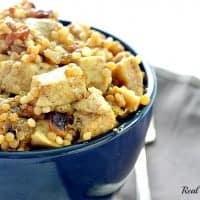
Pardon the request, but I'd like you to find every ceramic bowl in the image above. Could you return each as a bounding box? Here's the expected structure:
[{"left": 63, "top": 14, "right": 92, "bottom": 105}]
[{"left": 0, "top": 21, "right": 157, "bottom": 200}]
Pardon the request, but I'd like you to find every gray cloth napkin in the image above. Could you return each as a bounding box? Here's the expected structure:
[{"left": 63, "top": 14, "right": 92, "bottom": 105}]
[{"left": 115, "top": 68, "right": 200, "bottom": 200}]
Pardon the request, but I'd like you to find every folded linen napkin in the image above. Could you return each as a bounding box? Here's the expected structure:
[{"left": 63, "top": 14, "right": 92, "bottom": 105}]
[{"left": 115, "top": 67, "right": 200, "bottom": 200}]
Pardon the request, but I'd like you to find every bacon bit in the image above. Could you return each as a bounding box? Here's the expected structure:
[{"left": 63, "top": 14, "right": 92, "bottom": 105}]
[
  {"left": 8, "top": 7, "right": 16, "bottom": 16},
  {"left": 5, "top": 26, "right": 30, "bottom": 47},
  {"left": 0, "top": 23, "right": 29, "bottom": 53},
  {"left": 0, "top": 34, "right": 6, "bottom": 40},
  {"left": 30, "top": 10, "right": 54, "bottom": 18},
  {"left": 15, "top": 26, "right": 30, "bottom": 40}
]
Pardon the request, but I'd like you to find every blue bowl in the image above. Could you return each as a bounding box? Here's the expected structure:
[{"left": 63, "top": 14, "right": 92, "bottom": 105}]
[{"left": 0, "top": 21, "right": 157, "bottom": 200}]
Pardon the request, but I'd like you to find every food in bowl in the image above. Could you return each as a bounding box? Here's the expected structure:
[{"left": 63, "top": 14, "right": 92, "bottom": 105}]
[{"left": 0, "top": 0, "right": 150, "bottom": 151}]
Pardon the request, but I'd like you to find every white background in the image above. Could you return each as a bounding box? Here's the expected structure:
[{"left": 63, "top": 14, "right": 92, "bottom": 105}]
[{"left": 1, "top": 0, "right": 200, "bottom": 78}]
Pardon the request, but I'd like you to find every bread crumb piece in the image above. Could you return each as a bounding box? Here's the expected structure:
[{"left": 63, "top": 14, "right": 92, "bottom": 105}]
[
  {"left": 82, "top": 132, "right": 92, "bottom": 141},
  {"left": 55, "top": 136, "right": 63, "bottom": 145},
  {"left": 27, "top": 118, "right": 36, "bottom": 127}
]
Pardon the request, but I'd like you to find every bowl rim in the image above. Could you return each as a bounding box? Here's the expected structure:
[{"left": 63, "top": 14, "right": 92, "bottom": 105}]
[{"left": 0, "top": 20, "right": 157, "bottom": 158}]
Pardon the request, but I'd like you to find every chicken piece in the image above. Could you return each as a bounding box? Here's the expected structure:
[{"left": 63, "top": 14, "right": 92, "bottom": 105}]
[
  {"left": 23, "top": 64, "right": 87, "bottom": 114},
  {"left": 74, "top": 112, "right": 116, "bottom": 139},
  {"left": 112, "top": 56, "right": 144, "bottom": 96},
  {"left": 73, "top": 87, "right": 112, "bottom": 114},
  {"left": 31, "top": 131, "right": 60, "bottom": 147},
  {"left": 78, "top": 56, "right": 112, "bottom": 93},
  {"left": 0, "top": 60, "right": 54, "bottom": 94},
  {"left": 31, "top": 120, "right": 60, "bottom": 147},
  {"left": 25, "top": 18, "right": 61, "bottom": 39},
  {"left": 73, "top": 87, "right": 116, "bottom": 138}
]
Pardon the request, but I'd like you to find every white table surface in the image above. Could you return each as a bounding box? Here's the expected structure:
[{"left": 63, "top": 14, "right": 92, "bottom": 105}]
[{"left": 1, "top": 0, "right": 200, "bottom": 78}]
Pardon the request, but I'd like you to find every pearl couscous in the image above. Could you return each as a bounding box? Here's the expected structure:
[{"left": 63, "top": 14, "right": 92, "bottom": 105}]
[{"left": 0, "top": 0, "right": 150, "bottom": 151}]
